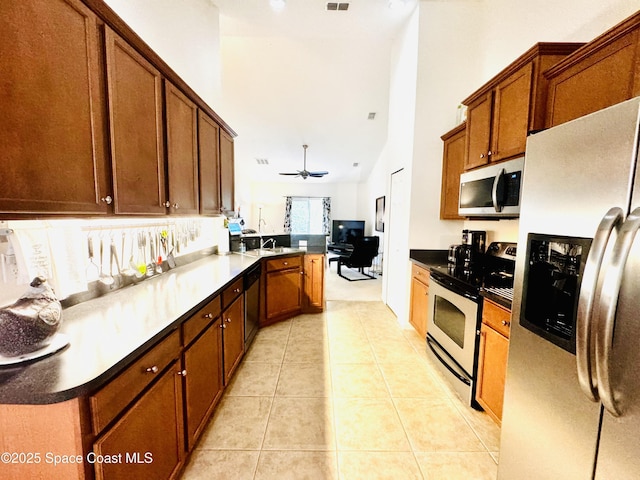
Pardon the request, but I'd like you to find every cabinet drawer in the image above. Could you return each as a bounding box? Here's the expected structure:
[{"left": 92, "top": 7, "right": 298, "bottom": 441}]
[
  {"left": 90, "top": 329, "right": 181, "bottom": 435},
  {"left": 222, "top": 277, "right": 244, "bottom": 309},
  {"left": 183, "top": 296, "right": 221, "bottom": 347},
  {"left": 266, "top": 255, "right": 302, "bottom": 272},
  {"left": 482, "top": 299, "right": 511, "bottom": 338},
  {"left": 411, "top": 263, "right": 430, "bottom": 287}
]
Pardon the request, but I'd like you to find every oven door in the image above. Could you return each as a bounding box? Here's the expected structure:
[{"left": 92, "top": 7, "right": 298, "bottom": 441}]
[{"left": 427, "top": 276, "right": 480, "bottom": 375}]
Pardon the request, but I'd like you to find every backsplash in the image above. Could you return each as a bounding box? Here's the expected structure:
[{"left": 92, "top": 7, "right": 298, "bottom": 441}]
[{"left": 0, "top": 217, "right": 225, "bottom": 308}]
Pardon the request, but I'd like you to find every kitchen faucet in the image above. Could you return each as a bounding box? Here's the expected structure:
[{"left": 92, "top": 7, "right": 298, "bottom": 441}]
[{"left": 261, "top": 238, "right": 276, "bottom": 249}]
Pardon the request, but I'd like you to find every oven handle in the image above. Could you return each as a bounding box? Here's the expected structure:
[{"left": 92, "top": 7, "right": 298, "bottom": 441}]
[
  {"left": 430, "top": 272, "right": 480, "bottom": 302},
  {"left": 427, "top": 336, "right": 471, "bottom": 386}
]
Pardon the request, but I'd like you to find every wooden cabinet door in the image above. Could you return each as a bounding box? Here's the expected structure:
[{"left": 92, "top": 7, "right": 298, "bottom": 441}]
[
  {"left": 165, "top": 81, "right": 199, "bottom": 214},
  {"left": 105, "top": 27, "right": 166, "bottom": 215},
  {"left": 408, "top": 270, "right": 429, "bottom": 339},
  {"left": 440, "top": 124, "right": 465, "bottom": 220},
  {"left": 303, "top": 254, "right": 325, "bottom": 312},
  {"left": 222, "top": 295, "right": 244, "bottom": 384},
  {"left": 464, "top": 92, "right": 492, "bottom": 170},
  {"left": 266, "top": 267, "right": 302, "bottom": 321},
  {"left": 0, "top": 0, "right": 110, "bottom": 214},
  {"left": 183, "top": 318, "right": 223, "bottom": 450},
  {"left": 220, "top": 130, "right": 235, "bottom": 213},
  {"left": 476, "top": 323, "right": 509, "bottom": 425},
  {"left": 198, "top": 111, "right": 221, "bottom": 215},
  {"left": 546, "top": 30, "right": 640, "bottom": 127},
  {"left": 491, "top": 62, "right": 533, "bottom": 162},
  {"left": 93, "top": 361, "right": 184, "bottom": 480}
]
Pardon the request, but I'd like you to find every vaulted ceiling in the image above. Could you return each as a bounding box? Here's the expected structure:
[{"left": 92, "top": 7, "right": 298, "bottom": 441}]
[{"left": 212, "top": 0, "right": 418, "bottom": 183}]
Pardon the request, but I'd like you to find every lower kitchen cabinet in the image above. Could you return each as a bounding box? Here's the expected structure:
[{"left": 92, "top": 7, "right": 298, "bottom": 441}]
[
  {"left": 93, "top": 359, "right": 185, "bottom": 480},
  {"left": 182, "top": 317, "right": 223, "bottom": 450},
  {"left": 476, "top": 298, "right": 511, "bottom": 425},
  {"left": 264, "top": 255, "right": 303, "bottom": 324},
  {"left": 222, "top": 294, "right": 244, "bottom": 384},
  {"left": 303, "top": 254, "right": 325, "bottom": 312},
  {"left": 409, "top": 263, "right": 430, "bottom": 339}
]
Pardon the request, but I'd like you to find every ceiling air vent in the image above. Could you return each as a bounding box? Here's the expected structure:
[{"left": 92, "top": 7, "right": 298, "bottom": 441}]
[
  {"left": 255, "top": 158, "right": 269, "bottom": 165},
  {"left": 327, "top": 3, "right": 349, "bottom": 11}
]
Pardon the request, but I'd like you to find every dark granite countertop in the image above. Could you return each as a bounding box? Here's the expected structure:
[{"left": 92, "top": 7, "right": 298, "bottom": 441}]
[
  {"left": 0, "top": 253, "right": 261, "bottom": 405},
  {"left": 409, "top": 249, "right": 448, "bottom": 269}
]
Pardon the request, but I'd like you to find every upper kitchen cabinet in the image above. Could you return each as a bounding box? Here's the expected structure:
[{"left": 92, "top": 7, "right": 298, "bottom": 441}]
[
  {"left": 0, "top": 0, "right": 111, "bottom": 215},
  {"left": 462, "top": 43, "right": 583, "bottom": 171},
  {"left": 220, "top": 130, "right": 235, "bottom": 213},
  {"left": 165, "top": 81, "right": 199, "bottom": 215},
  {"left": 105, "top": 27, "right": 167, "bottom": 215},
  {"left": 545, "top": 12, "right": 640, "bottom": 128},
  {"left": 440, "top": 123, "right": 466, "bottom": 220},
  {"left": 198, "top": 111, "right": 222, "bottom": 215}
]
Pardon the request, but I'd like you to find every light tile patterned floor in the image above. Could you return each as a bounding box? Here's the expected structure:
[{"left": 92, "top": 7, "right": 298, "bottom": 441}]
[{"left": 181, "top": 298, "right": 500, "bottom": 479}]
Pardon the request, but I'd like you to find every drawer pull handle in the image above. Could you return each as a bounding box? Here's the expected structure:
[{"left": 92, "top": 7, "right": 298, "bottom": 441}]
[
  {"left": 177, "top": 369, "right": 187, "bottom": 376},
  {"left": 145, "top": 366, "right": 159, "bottom": 374},
  {"left": 283, "top": 261, "right": 288, "bottom": 265}
]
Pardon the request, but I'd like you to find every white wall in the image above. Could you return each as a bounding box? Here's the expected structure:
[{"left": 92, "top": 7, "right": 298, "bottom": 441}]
[
  {"left": 103, "top": 0, "right": 222, "bottom": 108},
  {"left": 247, "top": 181, "right": 361, "bottom": 234}
]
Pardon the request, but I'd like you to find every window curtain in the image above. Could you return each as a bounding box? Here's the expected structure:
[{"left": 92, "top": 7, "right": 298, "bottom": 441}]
[
  {"left": 322, "top": 197, "right": 331, "bottom": 235},
  {"left": 283, "top": 196, "right": 293, "bottom": 233}
]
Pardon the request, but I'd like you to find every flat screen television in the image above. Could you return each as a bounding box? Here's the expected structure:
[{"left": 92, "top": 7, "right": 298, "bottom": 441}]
[{"left": 331, "top": 220, "right": 365, "bottom": 245}]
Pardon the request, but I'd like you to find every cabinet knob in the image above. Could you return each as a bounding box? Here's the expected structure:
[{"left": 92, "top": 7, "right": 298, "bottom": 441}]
[
  {"left": 501, "top": 320, "right": 510, "bottom": 326},
  {"left": 177, "top": 369, "right": 187, "bottom": 376},
  {"left": 479, "top": 153, "right": 485, "bottom": 159},
  {"left": 488, "top": 151, "right": 493, "bottom": 156},
  {"left": 220, "top": 323, "right": 227, "bottom": 329},
  {"left": 101, "top": 195, "right": 113, "bottom": 205},
  {"left": 163, "top": 201, "right": 171, "bottom": 208},
  {"left": 225, "top": 318, "right": 232, "bottom": 323},
  {"left": 145, "top": 366, "right": 159, "bottom": 374},
  {"left": 204, "top": 312, "right": 214, "bottom": 319},
  {"left": 283, "top": 261, "right": 288, "bottom": 266},
  {"left": 173, "top": 203, "right": 179, "bottom": 209},
  {"left": 233, "top": 288, "right": 241, "bottom": 293}
]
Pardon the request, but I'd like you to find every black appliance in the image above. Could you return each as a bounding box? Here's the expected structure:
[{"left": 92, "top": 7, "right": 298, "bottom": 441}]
[{"left": 244, "top": 263, "right": 261, "bottom": 347}]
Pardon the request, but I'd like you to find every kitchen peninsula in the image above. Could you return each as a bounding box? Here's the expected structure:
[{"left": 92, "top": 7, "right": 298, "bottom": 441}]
[{"left": 0, "top": 248, "right": 323, "bottom": 480}]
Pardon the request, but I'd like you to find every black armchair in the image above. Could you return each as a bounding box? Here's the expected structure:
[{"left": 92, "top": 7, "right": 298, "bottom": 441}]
[{"left": 337, "top": 236, "right": 380, "bottom": 281}]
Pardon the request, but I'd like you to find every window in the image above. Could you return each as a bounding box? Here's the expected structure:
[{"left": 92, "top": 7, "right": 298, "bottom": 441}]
[{"left": 284, "top": 197, "right": 331, "bottom": 234}]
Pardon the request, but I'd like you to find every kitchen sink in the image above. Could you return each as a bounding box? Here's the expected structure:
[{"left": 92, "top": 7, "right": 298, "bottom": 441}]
[{"left": 242, "top": 247, "right": 299, "bottom": 257}]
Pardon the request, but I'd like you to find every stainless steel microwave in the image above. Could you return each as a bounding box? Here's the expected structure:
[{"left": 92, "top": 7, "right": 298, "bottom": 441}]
[{"left": 459, "top": 157, "right": 524, "bottom": 218}]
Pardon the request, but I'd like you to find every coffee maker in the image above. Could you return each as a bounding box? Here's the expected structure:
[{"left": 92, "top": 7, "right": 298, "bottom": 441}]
[{"left": 460, "top": 229, "right": 486, "bottom": 271}]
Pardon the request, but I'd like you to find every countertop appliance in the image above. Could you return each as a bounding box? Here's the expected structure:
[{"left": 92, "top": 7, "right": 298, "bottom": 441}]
[
  {"left": 459, "top": 156, "right": 524, "bottom": 217},
  {"left": 499, "top": 97, "right": 640, "bottom": 479},
  {"left": 427, "top": 242, "right": 516, "bottom": 407}
]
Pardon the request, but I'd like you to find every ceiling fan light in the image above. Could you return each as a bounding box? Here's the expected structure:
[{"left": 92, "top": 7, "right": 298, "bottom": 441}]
[{"left": 269, "top": 0, "right": 286, "bottom": 11}]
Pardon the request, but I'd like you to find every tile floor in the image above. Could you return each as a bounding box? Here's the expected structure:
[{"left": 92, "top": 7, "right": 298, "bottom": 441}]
[{"left": 182, "top": 290, "right": 501, "bottom": 479}]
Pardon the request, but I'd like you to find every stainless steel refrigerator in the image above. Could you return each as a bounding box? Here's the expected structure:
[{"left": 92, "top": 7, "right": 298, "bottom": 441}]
[{"left": 499, "top": 96, "right": 640, "bottom": 479}]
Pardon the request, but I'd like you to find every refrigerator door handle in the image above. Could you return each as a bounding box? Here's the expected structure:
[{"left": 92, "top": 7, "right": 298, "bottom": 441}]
[
  {"left": 596, "top": 207, "right": 640, "bottom": 417},
  {"left": 491, "top": 168, "right": 506, "bottom": 212},
  {"left": 576, "top": 207, "right": 624, "bottom": 402}
]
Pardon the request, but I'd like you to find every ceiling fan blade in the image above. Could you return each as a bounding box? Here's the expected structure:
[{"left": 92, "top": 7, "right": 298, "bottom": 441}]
[
  {"left": 308, "top": 171, "right": 329, "bottom": 177},
  {"left": 279, "top": 172, "right": 301, "bottom": 176}
]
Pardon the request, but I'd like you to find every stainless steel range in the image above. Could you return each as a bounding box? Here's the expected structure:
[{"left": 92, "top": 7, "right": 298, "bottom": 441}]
[{"left": 426, "top": 241, "right": 516, "bottom": 407}]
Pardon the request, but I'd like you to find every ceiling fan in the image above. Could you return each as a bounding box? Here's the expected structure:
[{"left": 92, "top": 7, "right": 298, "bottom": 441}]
[{"left": 279, "top": 144, "right": 329, "bottom": 179}]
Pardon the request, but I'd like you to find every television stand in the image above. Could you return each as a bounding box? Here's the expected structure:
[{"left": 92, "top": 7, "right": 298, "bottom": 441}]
[{"left": 328, "top": 243, "right": 353, "bottom": 254}]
